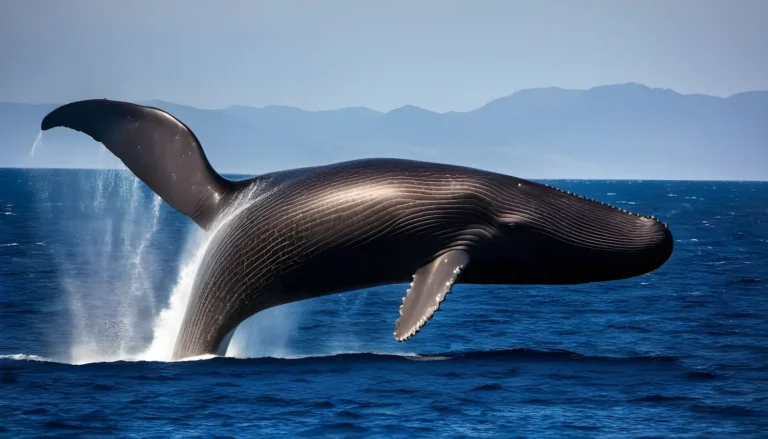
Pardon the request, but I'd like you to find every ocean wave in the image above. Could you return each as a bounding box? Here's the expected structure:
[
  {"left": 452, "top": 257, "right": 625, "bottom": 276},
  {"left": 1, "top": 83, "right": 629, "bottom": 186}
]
[
  {"left": 0, "top": 348, "right": 679, "bottom": 366},
  {"left": 0, "top": 354, "right": 51, "bottom": 362},
  {"left": 209, "top": 348, "right": 675, "bottom": 365},
  {"left": 630, "top": 394, "right": 696, "bottom": 403},
  {"left": 202, "top": 348, "right": 679, "bottom": 365}
]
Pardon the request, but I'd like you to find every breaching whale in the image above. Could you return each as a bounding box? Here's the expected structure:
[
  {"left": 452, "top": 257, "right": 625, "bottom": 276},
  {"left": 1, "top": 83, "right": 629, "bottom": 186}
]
[{"left": 41, "top": 99, "right": 674, "bottom": 360}]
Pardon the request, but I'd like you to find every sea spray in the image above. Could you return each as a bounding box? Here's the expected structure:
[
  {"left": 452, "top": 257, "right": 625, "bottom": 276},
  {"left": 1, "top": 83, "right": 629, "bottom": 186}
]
[
  {"left": 25, "top": 126, "right": 177, "bottom": 364},
  {"left": 139, "top": 181, "right": 271, "bottom": 361},
  {"left": 134, "top": 195, "right": 163, "bottom": 317},
  {"left": 137, "top": 225, "right": 209, "bottom": 361},
  {"left": 28, "top": 137, "right": 307, "bottom": 362},
  {"left": 225, "top": 303, "right": 304, "bottom": 359},
  {"left": 24, "top": 160, "right": 164, "bottom": 364},
  {"left": 29, "top": 131, "right": 42, "bottom": 156},
  {"left": 63, "top": 169, "right": 166, "bottom": 364}
]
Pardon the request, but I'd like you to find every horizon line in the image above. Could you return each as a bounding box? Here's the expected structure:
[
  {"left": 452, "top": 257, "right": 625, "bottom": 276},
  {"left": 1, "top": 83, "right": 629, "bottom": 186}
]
[
  {"left": 3, "top": 166, "right": 766, "bottom": 183},
  {"left": 2, "top": 82, "right": 767, "bottom": 115}
]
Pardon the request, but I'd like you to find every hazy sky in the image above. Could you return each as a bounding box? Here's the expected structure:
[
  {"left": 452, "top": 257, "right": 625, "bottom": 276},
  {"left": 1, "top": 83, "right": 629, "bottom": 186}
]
[{"left": 1, "top": 0, "right": 766, "bottom": 112}]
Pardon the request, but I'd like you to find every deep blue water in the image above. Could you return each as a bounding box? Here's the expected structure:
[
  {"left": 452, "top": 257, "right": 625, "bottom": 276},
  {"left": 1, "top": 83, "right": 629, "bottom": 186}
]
[{"left": 1, "top": 168, "right": 766, "bottom": 438}]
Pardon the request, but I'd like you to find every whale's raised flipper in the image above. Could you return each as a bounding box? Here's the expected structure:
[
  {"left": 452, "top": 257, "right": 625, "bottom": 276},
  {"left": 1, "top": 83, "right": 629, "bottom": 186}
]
[
  {"left": 395, "top": 250, "right": 470, "bottom": 342},
  {"left": 41, "top": 99, "right": 237, "bottom": 229}
]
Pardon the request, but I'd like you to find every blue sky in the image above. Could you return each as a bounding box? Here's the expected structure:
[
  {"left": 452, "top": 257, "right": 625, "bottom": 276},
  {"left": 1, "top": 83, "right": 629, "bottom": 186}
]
[{"left": 1, "top": 0, "right": 766, "bottom": 112}]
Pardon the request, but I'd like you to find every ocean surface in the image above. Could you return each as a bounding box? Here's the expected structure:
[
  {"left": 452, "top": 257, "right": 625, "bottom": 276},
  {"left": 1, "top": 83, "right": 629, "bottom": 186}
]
[{"left": 1, "top": 168, "right": 766, "bottom": 438}]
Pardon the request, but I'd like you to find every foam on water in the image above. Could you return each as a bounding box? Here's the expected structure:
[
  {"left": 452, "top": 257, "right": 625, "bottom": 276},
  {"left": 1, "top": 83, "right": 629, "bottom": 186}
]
[{"left": 0, "top": 354, "right": 51, "bottom": 362}]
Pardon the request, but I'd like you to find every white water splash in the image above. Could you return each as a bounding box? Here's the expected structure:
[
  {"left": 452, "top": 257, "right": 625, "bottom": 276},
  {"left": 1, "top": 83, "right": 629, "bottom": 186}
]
[
  {"left": 62, "top": 170, "right": 166, "bottom": 365},
  {"left": 136, "top": 226, "right": 209, "bottom": 362},
  {"left": 28, "top": 142, "right": 302, "bottom": 363},
  {"left": 29, "top": 131, "right": 42, "bottom": 156},
  {"left": 138, "top": 183, "right": 265, "bottom": 362},
  {"left": 0, "top": 354, "right": 51, "bottom": 362},
  {"left": 225, "top": 304, "right": 303, "bottom": 359}
]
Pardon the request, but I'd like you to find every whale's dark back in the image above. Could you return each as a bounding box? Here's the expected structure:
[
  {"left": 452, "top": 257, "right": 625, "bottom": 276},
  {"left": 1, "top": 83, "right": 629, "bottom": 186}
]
[
  {"left": 173, "top": 158, "right": 672, "bottom": 358},
  {"left": 174, "top": 158, "right": 503, "bottom": 357}
]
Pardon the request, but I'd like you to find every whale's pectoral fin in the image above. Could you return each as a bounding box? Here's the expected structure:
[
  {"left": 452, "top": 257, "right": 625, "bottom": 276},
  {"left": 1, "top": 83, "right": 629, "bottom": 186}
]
[{"left": 394, "top": 250, "right": 470, "bottom": 342}]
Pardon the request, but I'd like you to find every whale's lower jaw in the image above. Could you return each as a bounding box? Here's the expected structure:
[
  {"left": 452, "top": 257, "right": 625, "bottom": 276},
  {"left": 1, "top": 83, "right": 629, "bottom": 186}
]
[{"left": 41, "top": 99, "right": 675, "bottom": 361}]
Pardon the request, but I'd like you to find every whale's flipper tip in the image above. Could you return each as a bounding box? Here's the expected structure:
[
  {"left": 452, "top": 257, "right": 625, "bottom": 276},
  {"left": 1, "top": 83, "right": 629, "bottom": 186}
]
[
  {"left": 395, "top": 250, "right": 470, "bottom": 342},
  {"left": 41, "top": 99, "right": 235, "bottom": 229}
]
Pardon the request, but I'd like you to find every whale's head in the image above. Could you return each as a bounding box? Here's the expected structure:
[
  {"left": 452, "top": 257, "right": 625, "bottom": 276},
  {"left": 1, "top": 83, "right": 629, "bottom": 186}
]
[{"left": 495, "top": 181, "right": 674, "bottom": 285}]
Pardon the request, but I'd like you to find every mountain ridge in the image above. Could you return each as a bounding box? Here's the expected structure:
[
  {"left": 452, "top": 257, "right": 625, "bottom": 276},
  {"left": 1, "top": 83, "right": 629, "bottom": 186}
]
[
  {"left": 1, "top": 83, "right": 766, "bottom": 180},
  {"left": 7, "top": 82, "right": 764, "bottom": 114}
]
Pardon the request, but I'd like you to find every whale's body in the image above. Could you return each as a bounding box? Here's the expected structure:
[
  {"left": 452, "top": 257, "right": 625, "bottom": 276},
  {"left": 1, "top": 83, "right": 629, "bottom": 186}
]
[{"left": 42, "top": 100, "right": 674, "bottom": 360}]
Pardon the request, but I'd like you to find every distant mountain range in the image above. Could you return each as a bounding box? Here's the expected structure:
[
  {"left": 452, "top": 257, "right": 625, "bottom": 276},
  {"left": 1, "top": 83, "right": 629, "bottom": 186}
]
[{"left": 1, "top": 83, "right": 766, "bottom": 180}]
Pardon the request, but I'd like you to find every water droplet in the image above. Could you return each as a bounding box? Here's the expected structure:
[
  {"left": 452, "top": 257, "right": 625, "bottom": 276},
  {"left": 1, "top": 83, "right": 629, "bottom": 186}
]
[{"left": 29, "top": 131, "right": 43, "bottom": 156}]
